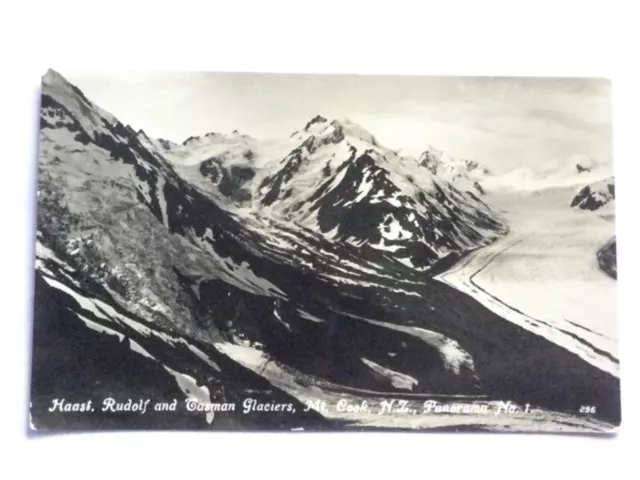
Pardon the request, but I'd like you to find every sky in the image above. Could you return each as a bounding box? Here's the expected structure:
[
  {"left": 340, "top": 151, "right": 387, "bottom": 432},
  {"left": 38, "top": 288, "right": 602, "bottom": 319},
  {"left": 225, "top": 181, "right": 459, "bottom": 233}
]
[{"left": 62, "top": 71, "right": 613, "bottom": 174}]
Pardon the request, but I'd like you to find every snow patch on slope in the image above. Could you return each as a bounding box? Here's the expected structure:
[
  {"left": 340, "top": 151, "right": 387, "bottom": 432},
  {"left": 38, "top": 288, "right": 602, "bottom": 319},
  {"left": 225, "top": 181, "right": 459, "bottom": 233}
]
[
  {"left": 361, "top": 357, "right": 418, "bottom": 391},
  {"left": 340, "top": 314, "right": 476, "bottom": 376},
  {"left": 163, "top": 366, "right": 215, "bottom": 424}
]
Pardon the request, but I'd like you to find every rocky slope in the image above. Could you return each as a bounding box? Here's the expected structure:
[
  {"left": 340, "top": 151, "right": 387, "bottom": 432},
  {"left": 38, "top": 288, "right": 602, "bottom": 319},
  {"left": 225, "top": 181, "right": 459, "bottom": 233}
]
[
  {"left": 569, "top": 176, "right": 616, "bottom": 281},
  {"left": 256, "top": 117, "right": 505, "bottom": 270},
  {"left": 134, "top": 110, "right": 506, "bottom": 272},
  {"left": 570, "top": 176, "right": 615, "bottom": 211},
  {"left": 597, "top": 237, "right": 617, "bottom": 280}
]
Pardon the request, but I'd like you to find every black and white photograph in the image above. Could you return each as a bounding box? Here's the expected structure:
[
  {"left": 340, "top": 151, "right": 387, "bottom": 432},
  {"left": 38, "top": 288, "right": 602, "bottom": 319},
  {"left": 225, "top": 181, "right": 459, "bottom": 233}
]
[{"left": 30, "top": 69, "right": 619, "bottom": 433}]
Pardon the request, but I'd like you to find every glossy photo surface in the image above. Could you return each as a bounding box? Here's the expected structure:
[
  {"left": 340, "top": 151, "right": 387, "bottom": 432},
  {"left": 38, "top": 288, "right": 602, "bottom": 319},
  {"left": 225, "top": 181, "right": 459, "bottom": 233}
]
[{"left": 29, "top": 71, "right": 618, "bottom": 433}]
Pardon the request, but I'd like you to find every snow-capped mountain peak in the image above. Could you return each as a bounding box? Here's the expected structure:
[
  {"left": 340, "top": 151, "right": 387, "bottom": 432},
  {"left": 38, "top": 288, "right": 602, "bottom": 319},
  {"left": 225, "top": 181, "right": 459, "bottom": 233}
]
[
  {"left": 136, "top": 128, "right": 153, "bottom": 143},
  {"left": 43, "top": 68, "right": 71, "bottom": 89},
  {"left": 414, "top": 146, "right": 491, "bottom": 196},
  {"left": 41, "top": 69, "right": 504, "bottom": 274},
  {"left": 294, "top": 115, "right": 380, "bottom": 148},
  {"left": 182, "top": 132, "right": 221, "bottom": 146},
  {"left": 157, "top": 137, "right": 179, "bottom": 150},
  {"left": 303, "top": 114, "right": 328, "bottom": 132},
  {"left": 42, "top": 68, "right": 118, "bottom": 137},
  {"left": 329, "top": 117, "right": 379, "bottom": 146},
  {"left": 424, "top": 145, "right": 444, "bottom": 159},
  {"left": 255, "top": 117, "right": 505, "bottom": 269}
]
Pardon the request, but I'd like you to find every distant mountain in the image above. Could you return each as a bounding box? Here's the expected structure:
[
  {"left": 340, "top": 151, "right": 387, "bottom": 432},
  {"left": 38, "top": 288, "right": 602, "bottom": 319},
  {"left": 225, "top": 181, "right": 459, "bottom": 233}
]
[
  {"left": 597, "top": 237, "right": 617, "bottom": 280},
  {"left": 418, "top": 146, "right": 490, "bottom": 178},
  {"left": 484, "top": 154, "right": 613, "bottom": 193},
  {"left": 570, "top": 154, "right": 600, "bottom": 174},
  {"left": 570, "top": 176, "right": 615, "bottom": 211},
  {"left": 395, "top": 146, "right": 492, "bottom": 196}
]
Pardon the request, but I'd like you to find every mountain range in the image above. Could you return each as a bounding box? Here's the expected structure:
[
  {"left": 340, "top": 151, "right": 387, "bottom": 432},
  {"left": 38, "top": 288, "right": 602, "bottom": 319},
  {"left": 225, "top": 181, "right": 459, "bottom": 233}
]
[{"left": 30, "top": 69, "right": 619, "bottom": 432}]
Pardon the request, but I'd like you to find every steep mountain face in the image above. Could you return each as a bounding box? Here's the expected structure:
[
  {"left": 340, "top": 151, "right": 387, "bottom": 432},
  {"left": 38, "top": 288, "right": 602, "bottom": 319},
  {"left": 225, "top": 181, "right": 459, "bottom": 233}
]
[
  {"left": 36, "top": 70, "right": 511, "bottom": 429},
  {"left": 255, "top": 117, "right": 505, "bottom": 270},
  {"left": 40, "top": 70, "right": 285, "bottom": 338},
  {"left": 33, "top": 70, "right": 621, "bottom": 432},
  {"left": 570, "top": 176, "right": 615, "bottom": 211}
]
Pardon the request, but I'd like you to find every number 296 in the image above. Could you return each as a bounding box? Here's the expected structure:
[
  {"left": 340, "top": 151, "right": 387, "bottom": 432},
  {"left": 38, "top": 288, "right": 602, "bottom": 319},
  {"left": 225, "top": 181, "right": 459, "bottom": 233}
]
[{"left": 580, "top": 405, "right": 596, "bottom": 414}]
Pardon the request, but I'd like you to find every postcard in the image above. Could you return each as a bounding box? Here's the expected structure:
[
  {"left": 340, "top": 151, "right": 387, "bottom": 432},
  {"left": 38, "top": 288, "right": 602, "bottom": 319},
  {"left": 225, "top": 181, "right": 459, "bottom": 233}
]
[{"left": 30, "top": 70, "right": 619, "bottom": 432}]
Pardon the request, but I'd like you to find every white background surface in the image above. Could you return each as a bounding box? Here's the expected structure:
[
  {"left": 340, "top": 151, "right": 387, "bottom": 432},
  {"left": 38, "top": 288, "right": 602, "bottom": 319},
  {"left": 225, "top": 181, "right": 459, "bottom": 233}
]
[{"left": 1, "top": 1, "right": 638, "bottom": 478}]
